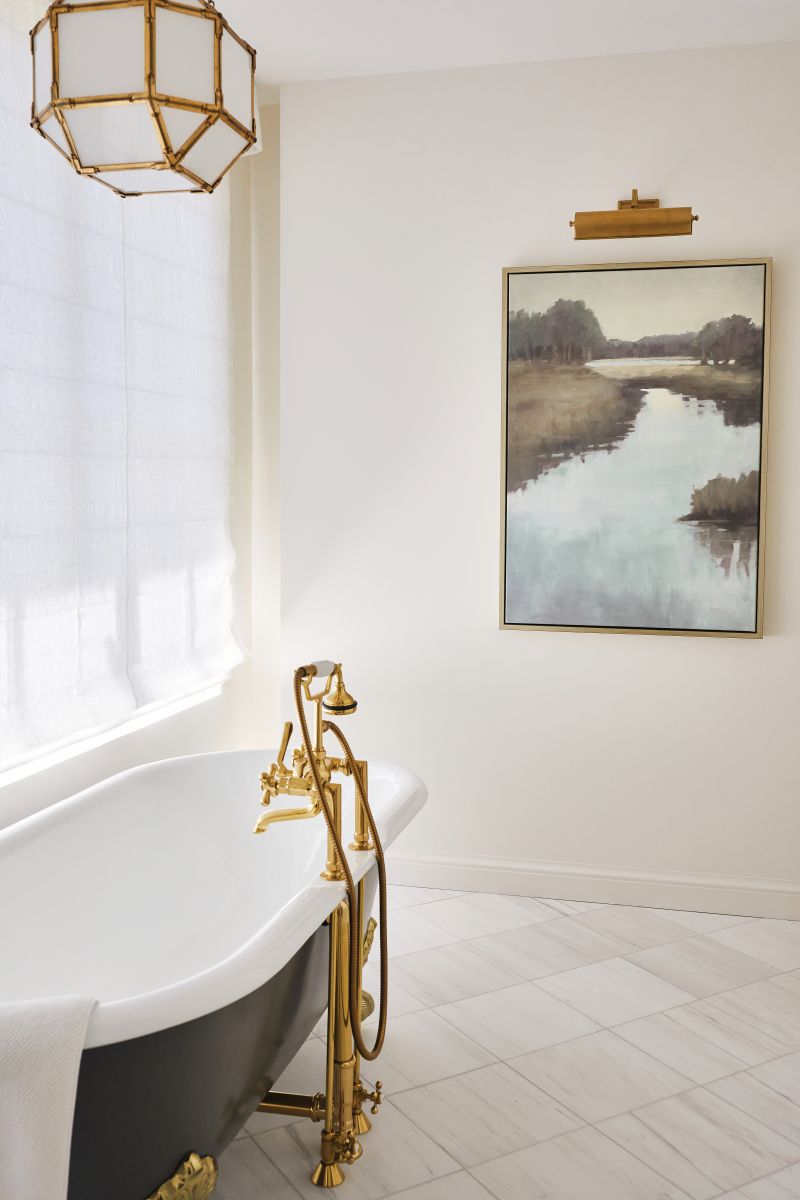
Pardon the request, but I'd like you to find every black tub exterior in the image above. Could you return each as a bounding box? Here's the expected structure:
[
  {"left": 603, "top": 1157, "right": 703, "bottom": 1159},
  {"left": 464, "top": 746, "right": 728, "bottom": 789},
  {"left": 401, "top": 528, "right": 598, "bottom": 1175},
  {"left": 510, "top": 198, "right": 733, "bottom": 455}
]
[{"left": 68, "top": 927, "right": 329, "bottom": 1200}]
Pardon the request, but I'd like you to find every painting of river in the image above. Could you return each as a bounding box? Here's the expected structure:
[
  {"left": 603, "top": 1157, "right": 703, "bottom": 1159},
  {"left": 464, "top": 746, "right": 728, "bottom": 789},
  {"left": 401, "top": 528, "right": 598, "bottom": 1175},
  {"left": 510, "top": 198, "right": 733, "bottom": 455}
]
[{"left": 502, "top": 261, "right": 769, "bottom": 635}]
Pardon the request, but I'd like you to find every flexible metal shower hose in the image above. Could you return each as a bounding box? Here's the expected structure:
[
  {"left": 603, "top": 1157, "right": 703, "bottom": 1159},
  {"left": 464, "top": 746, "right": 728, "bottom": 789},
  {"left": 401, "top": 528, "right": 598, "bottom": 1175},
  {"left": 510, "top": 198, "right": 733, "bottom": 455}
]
[{"left": 293, "top": 669, "right": 389, "bottom": 1062}]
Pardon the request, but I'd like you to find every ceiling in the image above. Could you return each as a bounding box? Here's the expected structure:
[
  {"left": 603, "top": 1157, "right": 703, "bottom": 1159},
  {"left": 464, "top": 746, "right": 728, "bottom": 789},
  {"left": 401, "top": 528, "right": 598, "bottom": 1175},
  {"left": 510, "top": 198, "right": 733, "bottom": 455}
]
[{"left": 223, "top": 0, "right": 800, "bottom": 87}]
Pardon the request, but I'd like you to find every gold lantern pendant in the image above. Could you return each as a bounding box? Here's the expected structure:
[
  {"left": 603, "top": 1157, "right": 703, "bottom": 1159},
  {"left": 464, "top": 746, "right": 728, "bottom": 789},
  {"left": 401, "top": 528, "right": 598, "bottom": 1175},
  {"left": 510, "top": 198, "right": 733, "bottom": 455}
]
[{"left": 30, "top": 0, "right": 257, "bottom": 197}]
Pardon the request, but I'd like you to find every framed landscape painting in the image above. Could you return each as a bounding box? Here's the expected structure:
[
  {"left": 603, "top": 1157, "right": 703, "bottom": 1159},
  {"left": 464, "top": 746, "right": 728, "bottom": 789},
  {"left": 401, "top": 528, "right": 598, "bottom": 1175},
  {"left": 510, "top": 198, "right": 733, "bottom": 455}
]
[{"left": 501, "top": 259, "right": 770, "bottom": 637}]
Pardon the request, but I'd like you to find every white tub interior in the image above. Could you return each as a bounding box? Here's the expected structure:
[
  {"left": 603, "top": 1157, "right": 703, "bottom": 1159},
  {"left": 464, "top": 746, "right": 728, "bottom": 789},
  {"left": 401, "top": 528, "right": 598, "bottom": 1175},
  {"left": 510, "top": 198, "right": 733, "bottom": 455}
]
[{"left": 0, "top": 750, "right": 426, "bottom": 1046}]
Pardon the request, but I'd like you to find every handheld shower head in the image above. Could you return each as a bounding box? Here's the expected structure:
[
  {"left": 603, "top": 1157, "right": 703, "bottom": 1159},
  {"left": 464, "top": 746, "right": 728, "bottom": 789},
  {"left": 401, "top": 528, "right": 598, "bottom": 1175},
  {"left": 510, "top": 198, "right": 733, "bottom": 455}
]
[{"left": 322, "top": 665, "right": 357, "bottom": 716}]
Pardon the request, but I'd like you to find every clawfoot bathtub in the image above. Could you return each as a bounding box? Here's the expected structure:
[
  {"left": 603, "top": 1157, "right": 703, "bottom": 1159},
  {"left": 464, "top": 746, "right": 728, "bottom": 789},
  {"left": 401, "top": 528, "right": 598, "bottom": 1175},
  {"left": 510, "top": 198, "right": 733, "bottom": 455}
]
[{"left": 0, "top": 749, "right": 426, "bottom": 1200}]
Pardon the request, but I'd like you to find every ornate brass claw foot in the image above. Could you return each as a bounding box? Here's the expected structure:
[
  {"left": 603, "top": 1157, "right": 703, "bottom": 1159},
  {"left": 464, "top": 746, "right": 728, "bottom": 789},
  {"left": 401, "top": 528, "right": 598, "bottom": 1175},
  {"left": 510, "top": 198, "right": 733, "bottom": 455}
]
[{"left": 147, "top": 1153, "right": 218, "bottom": 1200}]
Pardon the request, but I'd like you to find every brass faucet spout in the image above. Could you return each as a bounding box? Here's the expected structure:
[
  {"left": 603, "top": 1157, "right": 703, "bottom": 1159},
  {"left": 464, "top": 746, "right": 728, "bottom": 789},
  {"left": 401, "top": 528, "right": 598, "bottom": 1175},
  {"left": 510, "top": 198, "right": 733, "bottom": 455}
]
[{"left": 253, "top": 799, "right": 321, "bottom": 834}]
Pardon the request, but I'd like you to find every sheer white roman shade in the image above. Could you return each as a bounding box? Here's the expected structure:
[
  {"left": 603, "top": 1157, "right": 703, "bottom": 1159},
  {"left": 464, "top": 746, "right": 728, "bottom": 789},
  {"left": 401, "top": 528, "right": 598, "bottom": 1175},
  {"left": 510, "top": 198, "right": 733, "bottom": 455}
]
[{"left": 0, "top": 18, "right": 242, "bottom": 767}]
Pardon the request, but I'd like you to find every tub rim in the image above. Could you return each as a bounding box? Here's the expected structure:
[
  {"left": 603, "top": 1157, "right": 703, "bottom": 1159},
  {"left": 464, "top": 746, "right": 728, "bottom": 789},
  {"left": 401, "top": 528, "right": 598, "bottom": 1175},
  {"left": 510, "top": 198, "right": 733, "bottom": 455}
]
[{"left": 0, "top": 749, "right": 427, "bottom": 1048}]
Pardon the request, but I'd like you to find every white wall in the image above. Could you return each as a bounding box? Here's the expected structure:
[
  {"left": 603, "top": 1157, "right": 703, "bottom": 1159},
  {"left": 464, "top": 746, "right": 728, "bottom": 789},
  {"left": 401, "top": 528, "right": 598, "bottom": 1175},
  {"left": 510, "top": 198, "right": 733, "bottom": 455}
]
[
  {"left": 7, "top": 1, "right": 41, "bottom": 33},
  {"left": 225, "top": 104, "right": 283, "bottom": 748},
  {"left": 0, "top": 693, "right": 232, "bottom": 829},
  {"left": 277, "top": 42, "right": 800, "bottom": 916}
]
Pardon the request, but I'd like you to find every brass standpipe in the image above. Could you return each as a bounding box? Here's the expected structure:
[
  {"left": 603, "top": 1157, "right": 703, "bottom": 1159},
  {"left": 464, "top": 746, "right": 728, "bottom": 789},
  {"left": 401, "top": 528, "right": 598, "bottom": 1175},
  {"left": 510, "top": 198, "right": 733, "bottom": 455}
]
[{"left": 253, "top": 662, "right": 387, "bottom": 1189}]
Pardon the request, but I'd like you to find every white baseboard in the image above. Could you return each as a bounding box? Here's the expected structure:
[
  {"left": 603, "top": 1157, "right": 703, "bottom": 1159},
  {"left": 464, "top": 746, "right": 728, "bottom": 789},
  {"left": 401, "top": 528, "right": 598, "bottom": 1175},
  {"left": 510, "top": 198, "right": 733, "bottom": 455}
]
[{"left": 388, "top": 850, "right": 800, "bottom": 920}]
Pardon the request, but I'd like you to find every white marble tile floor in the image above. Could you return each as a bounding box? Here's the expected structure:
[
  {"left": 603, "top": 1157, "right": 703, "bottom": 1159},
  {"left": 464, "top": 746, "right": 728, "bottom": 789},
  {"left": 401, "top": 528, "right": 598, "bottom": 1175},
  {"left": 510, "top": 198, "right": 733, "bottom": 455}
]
[{"left": 216, "top": 886, "right": 800, "bottom": 1200}]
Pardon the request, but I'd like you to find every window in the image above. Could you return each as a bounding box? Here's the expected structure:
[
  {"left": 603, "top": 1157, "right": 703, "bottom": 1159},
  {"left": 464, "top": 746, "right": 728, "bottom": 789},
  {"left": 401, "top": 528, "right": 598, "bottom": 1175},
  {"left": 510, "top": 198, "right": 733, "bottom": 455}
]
[{"left": 0, "top": 17, "right": 242, "bottom": 769}]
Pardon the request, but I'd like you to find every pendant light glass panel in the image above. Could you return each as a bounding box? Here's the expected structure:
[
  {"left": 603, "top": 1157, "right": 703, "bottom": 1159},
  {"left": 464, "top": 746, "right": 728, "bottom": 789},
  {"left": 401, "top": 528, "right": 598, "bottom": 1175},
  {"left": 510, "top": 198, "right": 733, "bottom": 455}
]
[
  {"left": 58, "top": 8, "right": 145, "bottom": 99},
  {"left": 154, "top": 8, "right": 216, "bottom": 107},
  {"left": 30, "top": 0, "right": 257, "bottom": 197},
  {"left": 32, "top": 21, "right": 52, "bottom": 116},
  {"left": 180, "top": 118, "right": 248, "bottom": 188},
  {"left": 161, "top": 108, "right": 208, "bottom": 157},
  {"left": 221, "top": 29, "right": 253, "bottom": 130},
  {"left": 66, "top": 104, "right": 164, "bottom": 168}
]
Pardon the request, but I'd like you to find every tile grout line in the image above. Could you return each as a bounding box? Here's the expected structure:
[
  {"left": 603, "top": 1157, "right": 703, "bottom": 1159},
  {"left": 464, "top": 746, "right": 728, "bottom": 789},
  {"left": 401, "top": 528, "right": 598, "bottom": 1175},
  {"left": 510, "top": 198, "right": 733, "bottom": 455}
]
[
  {"left": 394, "top": 889, "right": 606, "bottom": 914},
  {"left": 249, "top": 1119, "right": 325, "bottom": 1199},
  {"left": 386, "top": 936, "right": 641, "bottom": 1011},
  {"left": 598, "top": 1078, "right": 800, "bottom": 1193},
  {"left": 422, "top": 954, "right": 800, "bottom": 1065},
  {"left": 592, "top": 1084, "right": 800, "bottom": 1199},
  {"left": 385, "top": 937, "right": 786, "bottom": 1021},
  {"left": 463, "top": 1164, "right": 509, "bottom": 1200},
  {"left": 470, "top": 1121, "right": 698, "bottom": 1199},
  {"left": 367, "top": 1033, "right": 502, "bottom": 1096},
  {"left": 230, "top": 1131, "right": 307, "bottom": 1200},
  {"left": 395, "top": 889, "right": 763, "bottom": 930},
  {"left": 395, "top": 891, "right": 757, "bottom": 934},
  {"left": 383, "top": 1030, "right": 800, "bottom": 1138},
  {"left": 389, "top": 894, "right": 608, "bottom": 938},
  {"left": 715, "top": 1160, "right": 800, "bottom": 1198},
  {"left": 691, "top": 982, "right": 800, "bottom": 1052},
  {"left": 386, "top": 1090, "right": 580, "bottom": 1189},
  {"left": 388, "top": 904, "right": 762, "bottom": 989},
  {"left": 391, "top": 1041, "right": 790, "bottom": 1189},
  {"left": 591, "top": 1097, "right": 724, "bottom": 1199},
  {"left": 702, "top": 1065, "right": 800, "bottom": 1133},
  {"left": 498, "top": 1032, "right": 690, "bottom": 1120},
  {"left": 380, "top": 1165, "right": 466, "bottom": 1199},
  {"left": 612, "top": 1027, "right": 799, "bottom": 1088},
  {"left": 381, "top": 964, "right": 800, "bottom": 1104},
  {"left": 386, "top": 1059, "right": 590, "bottom": 1164},
  {"left": 616, "top": 938, "right": 790, "bottom": 994}
]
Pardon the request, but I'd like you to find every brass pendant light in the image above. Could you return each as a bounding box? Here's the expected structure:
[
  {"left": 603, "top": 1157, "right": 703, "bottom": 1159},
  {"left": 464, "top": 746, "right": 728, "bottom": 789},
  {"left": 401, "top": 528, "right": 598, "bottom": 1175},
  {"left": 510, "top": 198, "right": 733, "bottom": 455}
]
[{"left": 30, "top": 0, "right": 257, "bottom": 197}]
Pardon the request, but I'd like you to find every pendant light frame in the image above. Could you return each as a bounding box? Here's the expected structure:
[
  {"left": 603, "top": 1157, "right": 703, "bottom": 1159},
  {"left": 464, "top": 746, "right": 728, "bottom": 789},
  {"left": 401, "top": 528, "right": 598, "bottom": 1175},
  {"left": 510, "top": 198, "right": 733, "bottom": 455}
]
[{"left": 30, "top": 0, "right": 257, "bottom": 197}]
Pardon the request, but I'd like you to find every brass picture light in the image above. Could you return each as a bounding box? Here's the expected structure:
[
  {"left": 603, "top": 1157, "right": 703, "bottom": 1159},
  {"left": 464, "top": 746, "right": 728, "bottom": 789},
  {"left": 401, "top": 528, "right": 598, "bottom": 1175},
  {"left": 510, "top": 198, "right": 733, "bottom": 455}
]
[{"left": 571, "top": 189, "right": 698, "bottom": 240}]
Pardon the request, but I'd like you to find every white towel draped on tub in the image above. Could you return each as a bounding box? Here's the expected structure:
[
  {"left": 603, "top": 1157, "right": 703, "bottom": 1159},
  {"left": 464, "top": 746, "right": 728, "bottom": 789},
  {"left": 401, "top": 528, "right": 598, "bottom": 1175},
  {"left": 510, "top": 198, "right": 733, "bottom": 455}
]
[{"left": 0, "top": 996, "right": 97, "bottom": 1200}]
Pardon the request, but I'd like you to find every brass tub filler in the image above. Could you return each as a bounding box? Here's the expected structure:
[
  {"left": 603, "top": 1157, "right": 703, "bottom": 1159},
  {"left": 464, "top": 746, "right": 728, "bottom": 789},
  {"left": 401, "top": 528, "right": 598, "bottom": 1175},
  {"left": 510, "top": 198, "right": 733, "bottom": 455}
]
[{"left": 253, "top": 660, "right": 388, "bottom": 1189}]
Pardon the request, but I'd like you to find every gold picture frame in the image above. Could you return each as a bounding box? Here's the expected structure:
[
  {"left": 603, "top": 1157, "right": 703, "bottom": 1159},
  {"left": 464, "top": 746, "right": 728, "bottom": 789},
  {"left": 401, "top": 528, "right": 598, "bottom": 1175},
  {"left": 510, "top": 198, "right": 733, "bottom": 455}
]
[{"left": 500, "top": 258, "right": 771, "bottom": 638}]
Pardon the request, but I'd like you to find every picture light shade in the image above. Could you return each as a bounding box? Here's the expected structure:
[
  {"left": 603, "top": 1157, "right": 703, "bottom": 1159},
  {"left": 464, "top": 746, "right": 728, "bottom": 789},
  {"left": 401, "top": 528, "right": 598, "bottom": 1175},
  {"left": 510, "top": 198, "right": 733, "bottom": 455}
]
[{"left": 30, "top": 0, "right": 257, "bottom": 197}]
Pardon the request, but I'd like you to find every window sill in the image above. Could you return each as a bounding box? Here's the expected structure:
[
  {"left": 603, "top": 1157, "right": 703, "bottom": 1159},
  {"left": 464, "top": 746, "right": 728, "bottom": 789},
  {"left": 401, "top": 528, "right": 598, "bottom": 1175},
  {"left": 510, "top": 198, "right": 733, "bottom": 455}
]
[{"left": 0, "top": 682, "right": 226, "bottom": 792}]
